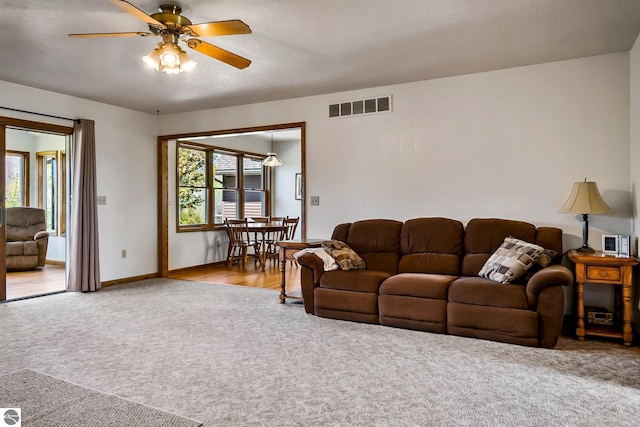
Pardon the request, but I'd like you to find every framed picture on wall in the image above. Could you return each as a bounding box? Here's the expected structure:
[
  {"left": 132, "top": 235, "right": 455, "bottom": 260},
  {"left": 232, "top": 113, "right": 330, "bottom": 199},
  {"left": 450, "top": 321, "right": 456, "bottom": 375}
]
[{"left": 295, "top": 173, "right": 302, "bottom": 200}]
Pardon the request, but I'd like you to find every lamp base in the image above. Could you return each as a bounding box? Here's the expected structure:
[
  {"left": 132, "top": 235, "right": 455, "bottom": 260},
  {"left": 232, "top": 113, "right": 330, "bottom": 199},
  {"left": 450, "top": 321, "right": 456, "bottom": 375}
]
[{"left": 576, "top": 245, "right": 595, "bottom": 253}]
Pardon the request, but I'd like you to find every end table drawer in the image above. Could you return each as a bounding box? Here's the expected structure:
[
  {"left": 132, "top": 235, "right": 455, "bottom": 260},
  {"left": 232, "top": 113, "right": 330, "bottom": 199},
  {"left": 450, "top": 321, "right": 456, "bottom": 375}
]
[{"left": 586, "top": 266, "right": 620, "bottom": 281}]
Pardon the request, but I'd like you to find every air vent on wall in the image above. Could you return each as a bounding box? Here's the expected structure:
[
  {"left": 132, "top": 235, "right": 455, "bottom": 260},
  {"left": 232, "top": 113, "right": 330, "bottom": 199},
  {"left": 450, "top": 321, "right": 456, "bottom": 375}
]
[{"left": 328, "top": 95, "right": 392, "bottom": 118}]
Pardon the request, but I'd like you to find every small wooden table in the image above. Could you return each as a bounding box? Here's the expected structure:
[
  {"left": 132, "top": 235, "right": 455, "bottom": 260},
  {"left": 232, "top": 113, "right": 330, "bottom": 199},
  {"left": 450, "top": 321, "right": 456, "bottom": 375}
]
[
  {"left": 567, "top": 250, "right": 638, "bottom": 346},
  {"left": 278, "top": 239, "right": 323, "bottom": 303}
]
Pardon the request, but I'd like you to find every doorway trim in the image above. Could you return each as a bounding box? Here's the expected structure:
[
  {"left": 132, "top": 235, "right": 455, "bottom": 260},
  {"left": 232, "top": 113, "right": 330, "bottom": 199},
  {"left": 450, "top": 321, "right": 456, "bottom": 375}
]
[
  {"left": 0, "top": 116, "right": 73, "bottom": 301},
  {"left": 157, "top": 122, "right": 306, "bottom": 278}
]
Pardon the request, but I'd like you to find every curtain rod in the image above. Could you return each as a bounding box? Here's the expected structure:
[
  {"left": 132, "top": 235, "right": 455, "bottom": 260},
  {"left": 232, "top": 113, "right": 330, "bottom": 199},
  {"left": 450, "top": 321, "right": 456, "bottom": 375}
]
[{"left": 0, "top": 106, "right": 80, "bottom": 123}]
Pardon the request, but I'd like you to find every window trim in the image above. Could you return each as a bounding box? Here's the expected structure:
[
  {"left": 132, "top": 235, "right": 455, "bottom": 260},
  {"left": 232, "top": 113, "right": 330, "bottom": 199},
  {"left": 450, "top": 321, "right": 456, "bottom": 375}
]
[
  {"left": 5, "top": 150, "right": 30, "bottom": 208},
  {"left": 36, "top": 150, "right": 66, "bottom": 236},
  {"left": 176, "top": 141, "right": 271, "bottom": 232}
]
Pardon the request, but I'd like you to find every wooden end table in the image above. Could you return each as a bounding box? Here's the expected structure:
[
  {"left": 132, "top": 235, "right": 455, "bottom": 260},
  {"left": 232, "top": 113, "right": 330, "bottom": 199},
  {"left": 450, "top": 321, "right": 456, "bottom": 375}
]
[
  {"left": 278, "top": 239, "right": 323, "bottom": 304},
  {"left": 567, "top": 249, "right": 638, "bottom": 346}
]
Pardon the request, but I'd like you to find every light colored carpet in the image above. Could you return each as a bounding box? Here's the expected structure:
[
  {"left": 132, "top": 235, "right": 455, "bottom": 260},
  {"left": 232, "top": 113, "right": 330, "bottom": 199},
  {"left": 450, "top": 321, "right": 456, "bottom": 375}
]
[
  {"left": 1, "top": 278, "right": 640, "bottom": 426},
  {"left": 0, "top": 369, "right": 202, "bottom": 427}
]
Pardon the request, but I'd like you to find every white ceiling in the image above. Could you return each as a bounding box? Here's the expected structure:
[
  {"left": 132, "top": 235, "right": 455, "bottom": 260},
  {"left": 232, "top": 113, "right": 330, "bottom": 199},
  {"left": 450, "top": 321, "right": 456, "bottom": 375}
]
[{"left": 2, "top": 0, "right": 640, "bottom": 115}]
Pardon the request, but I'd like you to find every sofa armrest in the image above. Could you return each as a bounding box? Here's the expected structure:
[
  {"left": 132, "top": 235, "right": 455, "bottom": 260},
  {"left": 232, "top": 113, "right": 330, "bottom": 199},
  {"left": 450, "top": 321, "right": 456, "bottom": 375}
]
[
  {"left": 297, "top": 253, "right": 325, "bottom": 314},
  {"left": 34, "top": 231, "right": 50, "bottom": 240},
  {"left": 525, "top": 264, "right": 573, "bottom": 307}
]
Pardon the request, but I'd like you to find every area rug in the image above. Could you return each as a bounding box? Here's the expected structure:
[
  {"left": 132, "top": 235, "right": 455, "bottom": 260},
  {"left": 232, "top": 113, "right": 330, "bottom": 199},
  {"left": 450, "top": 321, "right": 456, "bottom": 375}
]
[{"left": 0, "top": 369, "right": 202, "bottom": 427}]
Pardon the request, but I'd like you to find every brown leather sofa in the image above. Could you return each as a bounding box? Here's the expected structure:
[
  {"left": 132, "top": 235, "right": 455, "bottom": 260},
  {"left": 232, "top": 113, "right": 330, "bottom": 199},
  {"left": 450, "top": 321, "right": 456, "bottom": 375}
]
[
  {"left": 297, "top": 217, "right": 574, "bottom": 348},
  {"left": 6, "top": 207, "right": 49, "bottom": 271}
]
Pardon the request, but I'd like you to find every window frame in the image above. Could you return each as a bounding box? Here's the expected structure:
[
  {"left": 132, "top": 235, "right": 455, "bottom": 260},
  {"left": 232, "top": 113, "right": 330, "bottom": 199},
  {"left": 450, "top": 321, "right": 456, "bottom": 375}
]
[
  {"left": 36, "top": 150, "right": 66, "bottom": 236},
  {"left": 176, "top": 141, "right": 271, "bottom": 232},
  {"left": 5, "top": 150, "right": 30, "bottom": 208}
]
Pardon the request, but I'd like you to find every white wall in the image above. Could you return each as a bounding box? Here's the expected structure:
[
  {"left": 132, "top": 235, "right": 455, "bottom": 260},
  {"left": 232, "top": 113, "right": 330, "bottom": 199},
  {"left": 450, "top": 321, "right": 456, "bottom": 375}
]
[
  {"left": 0, "top": 80, "right": 158, "bottom": 282},
  {"left": 161, "top": 53, "right": 632, "bottom": 246},
  {"left": 272, "top": 136, "right": 302, "bottom": 236}
]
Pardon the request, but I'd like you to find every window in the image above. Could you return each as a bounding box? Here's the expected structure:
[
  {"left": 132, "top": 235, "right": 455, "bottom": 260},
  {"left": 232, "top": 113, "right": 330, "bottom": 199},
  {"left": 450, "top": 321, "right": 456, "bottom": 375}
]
[
  {"left": 5, "top": 150, "right": 29, "bottom": 207},
  {"left": 177, "top": 146, "right": 207, "bottom": 226},
  {"left": 36, "top": 150, "right": 65, "bottom": 235},
  {"left": 212, "top": 151, "right": 237, "bottom": 224},
  {"left": 177, "top": 143, "right": 269, "bottom": 231},
  {"left": 243, "top": 156, "right": 265, "bottom": 218}
]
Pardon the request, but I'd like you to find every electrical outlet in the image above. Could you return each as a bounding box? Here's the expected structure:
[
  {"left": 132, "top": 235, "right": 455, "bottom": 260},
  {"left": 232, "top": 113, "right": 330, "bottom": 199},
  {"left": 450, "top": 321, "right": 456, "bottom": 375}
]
[
  {"left": 310, "top": 196, "right": 320, "bottom": 206},
  {"left": 121, "top": 249, "right": 127, "bottom": 259}
]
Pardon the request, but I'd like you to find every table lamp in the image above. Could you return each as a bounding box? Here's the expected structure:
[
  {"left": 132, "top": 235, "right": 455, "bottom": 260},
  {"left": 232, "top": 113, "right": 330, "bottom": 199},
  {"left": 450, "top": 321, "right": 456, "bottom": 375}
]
[{"left": 559, "top": 179, "right": 611, "bottom": 252}]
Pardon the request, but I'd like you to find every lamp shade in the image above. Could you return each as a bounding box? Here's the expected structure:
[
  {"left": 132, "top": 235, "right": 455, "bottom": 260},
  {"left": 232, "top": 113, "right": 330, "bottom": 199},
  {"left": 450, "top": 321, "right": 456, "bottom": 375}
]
[
  {"left": 559, "top": 181, "right": 611, "bottom": 214},
  {"left": 262, "top": 153, "right": 283, "bottom": 167}
]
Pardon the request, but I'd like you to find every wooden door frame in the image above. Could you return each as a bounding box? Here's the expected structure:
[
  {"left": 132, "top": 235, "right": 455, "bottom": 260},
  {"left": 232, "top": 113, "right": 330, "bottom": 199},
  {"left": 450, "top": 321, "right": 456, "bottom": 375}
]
[
  {"left": 0, "top": 124, "right": 5, "bottom": 301},
  {"left": 0, "top": 116, "right": 73, "bottom": 301},
  {"left": 157, "top": 122, "right": 306, "bottom": 278}
]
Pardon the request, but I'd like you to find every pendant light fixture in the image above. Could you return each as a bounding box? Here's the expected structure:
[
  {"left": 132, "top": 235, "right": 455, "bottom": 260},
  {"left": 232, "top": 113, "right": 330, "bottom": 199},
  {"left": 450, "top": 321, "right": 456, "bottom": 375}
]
[{"left": 262, "top": 131, "right": 283, "bottom": 167}]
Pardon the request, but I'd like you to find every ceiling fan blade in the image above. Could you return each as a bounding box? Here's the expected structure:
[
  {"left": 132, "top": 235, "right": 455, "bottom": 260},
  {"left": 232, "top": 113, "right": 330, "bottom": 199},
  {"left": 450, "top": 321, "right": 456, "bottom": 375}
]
[
  {"left": 68, "top": 31, "right": 152, "bottom": 38},
  {"left": 187, "top": 39, "right": 251, "bottom": 69},
  {"left": 109, "top": 0, "right": 166, "bottom": 29},
  {"left": 182, "top": 20, "right": 252, "bottom": 37}
]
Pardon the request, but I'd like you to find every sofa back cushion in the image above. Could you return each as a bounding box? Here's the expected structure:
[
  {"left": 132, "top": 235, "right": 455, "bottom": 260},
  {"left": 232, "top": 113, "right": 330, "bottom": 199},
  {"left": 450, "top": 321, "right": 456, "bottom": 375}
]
[
  {"left": 534, "top": 227, "right": 563, "bottom": 263},
  {"left": 398, "top": 217, "right": 464, "bottom": 275},
  {"left": 462, "top": 218, "right": 537, "bottom": 277},
  {"left": 332, "top": 219, "right": 402, "bottom": 275}
]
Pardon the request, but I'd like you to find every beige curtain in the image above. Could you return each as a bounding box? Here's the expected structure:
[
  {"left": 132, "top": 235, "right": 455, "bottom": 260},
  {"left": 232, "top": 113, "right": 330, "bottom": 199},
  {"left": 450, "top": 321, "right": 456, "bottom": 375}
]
[{"left": 67, "top": 119, "right": 100, "bottom": 292}]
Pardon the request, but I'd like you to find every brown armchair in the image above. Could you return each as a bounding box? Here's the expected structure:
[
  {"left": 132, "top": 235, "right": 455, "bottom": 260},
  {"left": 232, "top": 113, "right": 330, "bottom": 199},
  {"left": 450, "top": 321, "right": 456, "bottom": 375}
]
[{"left": 6, "top": 207, "right": 49, "bottom": 271}]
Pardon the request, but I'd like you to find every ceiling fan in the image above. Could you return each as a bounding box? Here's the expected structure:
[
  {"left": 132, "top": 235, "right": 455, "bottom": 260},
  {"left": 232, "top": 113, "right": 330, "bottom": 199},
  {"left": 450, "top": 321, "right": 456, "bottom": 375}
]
[{"left": 69, "top": 0, "right": 252, "bottom": 74}]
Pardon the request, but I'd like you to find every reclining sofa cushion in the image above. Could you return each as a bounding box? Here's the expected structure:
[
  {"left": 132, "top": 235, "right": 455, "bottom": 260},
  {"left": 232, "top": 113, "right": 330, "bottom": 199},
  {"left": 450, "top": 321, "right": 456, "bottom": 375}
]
[
  {"left": 461, "top": 218, "right": 537, "bottom": 277},
  {"left": 314, "top": 289, "right": 379, "bottom": 324},
  {"left": 343, "top": 219, "right": 403, "bottom": 274},
  {"left": 447, "top": 302, "right": 539, "bottom": 347},
  {"left": 398, "top": 217, "right": 464, "bottom": 275},
  {"left": 378, "top": 217, "right": 465, "bottom": 333},
  {"left": 380, "top": 273, "right": 456, "bottom": 299},
  {"left": 448, "top": 277, "right": 529, "bottom": 310},
  {"left": 320, "top": 270, "right": 390, "bottom": 293},
  {"left": 379, "top": 273, "right": 457, "bottom": 333},
  {"left": 7, "top": 241, "right": 39, "bottom": 256},
  {"left": 312, "top": 219, "right": 403, "bottom": 324}
]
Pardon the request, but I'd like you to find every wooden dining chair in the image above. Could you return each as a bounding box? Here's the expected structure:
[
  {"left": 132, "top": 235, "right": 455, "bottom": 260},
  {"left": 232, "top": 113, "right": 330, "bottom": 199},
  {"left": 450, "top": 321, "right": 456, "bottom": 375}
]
[
  {"left": 280, "top": 216, "right": 300, "bottom": 267},
  {"left": 248, "top": 217, "right": 269, "bottom": 223},
  {"left": 225, "top": 218, "right": 261, "bottom": 271},
  {"left": 262, "top": 217, "right": 285, "bottom": 267},
  {"left": 281, "top": 216, "right": 299, "bottom": 240}
]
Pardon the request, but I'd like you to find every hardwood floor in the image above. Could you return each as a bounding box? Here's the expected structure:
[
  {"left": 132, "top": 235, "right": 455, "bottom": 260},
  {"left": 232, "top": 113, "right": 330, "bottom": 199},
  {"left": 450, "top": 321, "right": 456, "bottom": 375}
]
[
  {"left": 6, "top": 264, "right": 66, "bottom": 300},
  {"left": 4, "top": 259, "right": 302, "bottom": 302},
  {"left": 168, "top": 259, "right": 303, "bottom": 298}
]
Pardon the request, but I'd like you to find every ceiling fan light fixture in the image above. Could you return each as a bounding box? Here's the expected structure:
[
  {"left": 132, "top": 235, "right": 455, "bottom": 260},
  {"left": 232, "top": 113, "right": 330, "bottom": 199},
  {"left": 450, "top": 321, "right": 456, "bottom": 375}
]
[
  {"left": 70, "top": 2, "right": 252, "bottom": 71},
  {"left": 142, "top": 46, "right": 161, "bottom": 70},
  {"left": 159, "top": 42, "right": 180, "bottom": 66},
  {"left": 142, "top": 41, "right": 196, "bottom": 74},
  {"left": 179, "top": 50, "right": 197, "bottom": 71}
]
